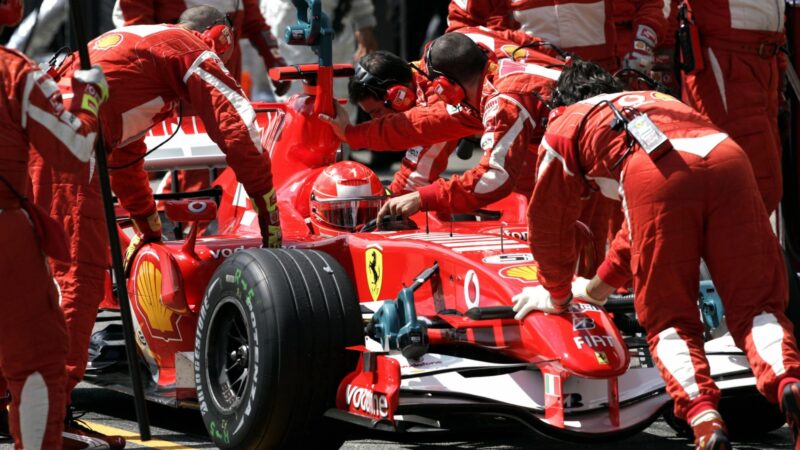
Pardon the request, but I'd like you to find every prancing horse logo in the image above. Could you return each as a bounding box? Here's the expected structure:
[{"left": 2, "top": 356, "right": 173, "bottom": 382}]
[{"left": 365, "top": 247, "right": 383, "bottom": 301}]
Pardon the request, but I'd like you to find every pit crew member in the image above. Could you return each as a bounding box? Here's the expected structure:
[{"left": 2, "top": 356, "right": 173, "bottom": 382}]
[
  {"left": 323, "top": 32, "right": 560, "bottom": 221},
  {"left": 447, "top": 0, "right": 619, "bottom": 71},
  {"left": 112, "top": 0, "right": 289, "bottom": 95},
  {"left": 680, "top": 0, "right": 786, "bottom": 213},
  {"left": 613, "top": 0, "right": 670, "bottom": 74},
  {"left": 348, "top": 50, "right": 458, "bottom": 195},
  {"left": 29, "top": 7, "right": 281, "bottom": 447},
  {"left": 0, "top": 0, "right": 107, "bottom": 448},
  {"left": 513, "top": 59, "right": 800, "bottom": 449}
]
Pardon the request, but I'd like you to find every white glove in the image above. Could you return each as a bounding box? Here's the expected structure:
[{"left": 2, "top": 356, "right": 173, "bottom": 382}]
[
  {"left": 623, "top": 24, "right": 657, "bottom": 73},
  {"left": 571, "top": 276, "right": 607, "bottom": 306},
  {"left": 512, "top": 285, "right": 570, "bottom": 319}
]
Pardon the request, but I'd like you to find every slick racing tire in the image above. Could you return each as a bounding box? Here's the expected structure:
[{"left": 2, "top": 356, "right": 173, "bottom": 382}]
[{"left": 195, "top": 248, "right": 362, "bottom": 449}]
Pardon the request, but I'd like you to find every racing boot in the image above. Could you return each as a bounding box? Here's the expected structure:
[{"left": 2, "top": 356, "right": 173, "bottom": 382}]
[
  {"left": 690, "top": 409, "right": 731, "bottom": 450},
  {"left": 63, "top": 405, "right": 126, "bottom": 449},
  {"left": 780, "top": 381, "right": 800, "bottom": 449}
]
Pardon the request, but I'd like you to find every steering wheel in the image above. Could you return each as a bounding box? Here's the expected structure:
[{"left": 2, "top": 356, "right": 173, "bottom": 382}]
[{"left": 359, "top": 215, "right": 418, "bottom": 232}]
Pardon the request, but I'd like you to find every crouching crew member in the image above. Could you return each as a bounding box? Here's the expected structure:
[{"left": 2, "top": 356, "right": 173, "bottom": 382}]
[{"left": 512, "top": 59, "right": 800, "bottom": 450}]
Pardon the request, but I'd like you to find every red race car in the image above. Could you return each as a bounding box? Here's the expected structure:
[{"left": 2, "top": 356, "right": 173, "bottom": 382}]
[{"left": 84, "top": 4, "right": 790, "bottom": 448}]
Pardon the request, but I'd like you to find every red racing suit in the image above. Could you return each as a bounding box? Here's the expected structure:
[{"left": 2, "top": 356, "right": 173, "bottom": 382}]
[
  {"left": 681, "top": 0, "right": 785, "bottom": 213},
  {"left": 347, "top": 57, "right": 559, "bottom": 215},
  {"left": 113, "top": 0, "right": 285, "bottom": 81},
  {"left": 416, "top": 58, "right": 558, "bottom": 215},
  {"left": 30, "top": 25, "right": 276, "bottom": 398},
  {"left": 446, "top": 0, "right": 513, "bottom": 32},
  {"left": 448, "top": 0, "right": 619, "bottom": 70},
  {"left": 1, "top": 47, "right": 99, "bottom": 450},
  {"left": 612, "top": 0, "right": 670, "bottom": 64},
  {"left": 384, "top": 26, "right": 557, "bottom": 195},
  {"left": 530, "top": 91, "right": 800, "bottom": 420}
]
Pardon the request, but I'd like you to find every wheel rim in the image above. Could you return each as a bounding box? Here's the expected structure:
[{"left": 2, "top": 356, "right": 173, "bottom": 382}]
[{"left": 204, "top": 297, "right": 251, "bottom": 413}]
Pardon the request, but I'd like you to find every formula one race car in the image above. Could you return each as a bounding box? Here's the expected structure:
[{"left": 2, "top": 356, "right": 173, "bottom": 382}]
[{"left": 85, "top": 2, "right": 791, "bottom": 448}]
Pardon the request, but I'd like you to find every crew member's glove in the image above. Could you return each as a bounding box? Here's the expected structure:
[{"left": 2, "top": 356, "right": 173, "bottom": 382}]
[
  {"left": 260, "top": 31, "right": 291, "bottom": 96},
  {"left": 623, "top": 24, "right": 657, "bottom": 73},
  {"left": 250, "top": 188, "right": 282, "bottom": 248},
  {"left": 71, "top": 65, "right": 109, "bottom": 117},
  {"left": 570, "top": 277, "right": 608, "bottom": 306},
  {"left": 125, "top": 211, "right": 162, "bottom": 268},
  {"left": 512, "top": 285, "right": 571, "bottom": 319}
]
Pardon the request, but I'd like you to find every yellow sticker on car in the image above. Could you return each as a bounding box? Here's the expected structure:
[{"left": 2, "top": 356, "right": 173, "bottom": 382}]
[{"left": 365, "top": 247, "right": 383, "bottom": 301}]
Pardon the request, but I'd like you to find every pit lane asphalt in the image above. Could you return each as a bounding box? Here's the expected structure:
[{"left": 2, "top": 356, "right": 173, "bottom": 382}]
[
  {"left": 0, "top": 154, "right": 790, "bottom": 450},
  {"left": 0, "top": 382, "right": 789, "bottom": 450}
]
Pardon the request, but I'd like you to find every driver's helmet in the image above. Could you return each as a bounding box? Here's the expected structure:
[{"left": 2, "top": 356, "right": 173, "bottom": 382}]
[{"left": 310, "top": 161, "right": 386, "bottom": 232}]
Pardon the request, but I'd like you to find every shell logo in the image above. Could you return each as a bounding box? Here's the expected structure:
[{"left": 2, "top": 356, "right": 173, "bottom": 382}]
[
  {"left": 501, "top": 44, "right": 524, "bottom": 60},
  {"left": 95, "top": 33, "right": 123, "bottom": 50},
  {"left": 135, "top": 260, "right": 181, "bottom": 341},
  {"left": 499, "top": 264, "right": 538, "bottom": 282},
  {"left": 650, "top": 91, "right": 677, "bottom": 102}
]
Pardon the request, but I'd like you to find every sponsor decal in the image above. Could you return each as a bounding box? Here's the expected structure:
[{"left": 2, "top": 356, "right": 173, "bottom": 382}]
[
  {"left": 501, "top": 44, "right": 521, "bottom": 60},
  {"left": 464, "top": 270, "right": 480, "bottom": 309},
  {"left": 650, "top": 91, "right": 677, "bottom": 102},
  {"left": 446, "top": 103, "right": 464, "bottom": 115},
  {"left": 573, "top": 335, "right": 615, "bottom": 349},
  {"left": 95, "top": 33, "right": 123, "bottom": 50},
  {"left": 480, "top": 133, "right": 494, "bottom": 150},
  {"left": 134, "top": 260, "right": 181, "bottom": 342},
  {"left": 365, "top": 246, "right": 383, "bottom": 301},
  {"left": 572, "top": 317, "right": 596, "bottom": 330},
  {"left": 498, "top": 264, "right": 538, "bottom": 282},
  {"left": 209, "top": 245, "right": 246, "bottom": 260},
  {"left": 502, "top": 229, "right": 528, "bottom": 241},
  {"left": 188, "top": 201, "right": 209, "bottom": 213},
  {"left": 345, "top": 385, "right": 389, "bottom": 418},
  {"left": 404, "top": 146, "right": 422, "bottom": 164},
  {"left": 544, "top": 373, "right": 558, "bottom": 396},
  {"left": 569, "top": 302, "right": 601, "bottom": 312},
  {"left": 595, "top": 351, "right": 609, "bottom": 365},
  {"left": 482, "top": 253, "right": 533, "bottom": 264}
]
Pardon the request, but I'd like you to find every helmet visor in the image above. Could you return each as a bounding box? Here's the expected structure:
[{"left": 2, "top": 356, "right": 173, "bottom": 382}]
[{"left": 312, "top": 196, "right": 385, "bottom": 230}]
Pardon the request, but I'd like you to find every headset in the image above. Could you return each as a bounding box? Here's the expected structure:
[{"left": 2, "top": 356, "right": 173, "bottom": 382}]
[
  {"left": 613, "top": 67, "right": 673, "bottom": 95},
  {"left": 203, "top": 14, "right": 235, "bottom": 60},
  {"left": 353, "top": 63, "right": 416, "bottom": 112},
  {"left": 422, "top": 43, "right": 468, "bottom": 106}
]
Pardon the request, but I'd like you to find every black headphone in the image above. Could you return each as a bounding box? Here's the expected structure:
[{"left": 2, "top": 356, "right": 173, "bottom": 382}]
[
  {"left": 613, "top": 67, "right": 673, "bottom": 96},
  {"left": 571, "top": 99, "right": 642, "bottom": 190},
  {"left": 353, "top": 63, "right": 416, "bottom": 112}
]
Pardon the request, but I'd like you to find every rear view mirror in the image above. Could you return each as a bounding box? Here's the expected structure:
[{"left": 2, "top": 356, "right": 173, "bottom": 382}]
[{"left": 164, "top": 199, "right": 217, "bottom": 223}]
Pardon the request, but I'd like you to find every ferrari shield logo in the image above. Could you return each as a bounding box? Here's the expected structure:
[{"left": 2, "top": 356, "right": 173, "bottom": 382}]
[
  {"left": 365, "top": 247, "right": 383, "bottom": 301},
  {"left": 595, "top": 351, "right": 609, "bottom": 365}
]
